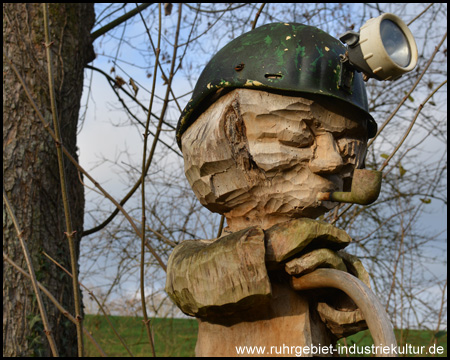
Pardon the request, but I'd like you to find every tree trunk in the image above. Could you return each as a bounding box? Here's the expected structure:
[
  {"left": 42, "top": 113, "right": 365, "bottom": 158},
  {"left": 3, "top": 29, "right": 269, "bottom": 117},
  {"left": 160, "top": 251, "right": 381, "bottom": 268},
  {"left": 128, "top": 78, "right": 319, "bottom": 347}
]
[{"left": 3, "top": 4, "right": 95, "bottom": 357}]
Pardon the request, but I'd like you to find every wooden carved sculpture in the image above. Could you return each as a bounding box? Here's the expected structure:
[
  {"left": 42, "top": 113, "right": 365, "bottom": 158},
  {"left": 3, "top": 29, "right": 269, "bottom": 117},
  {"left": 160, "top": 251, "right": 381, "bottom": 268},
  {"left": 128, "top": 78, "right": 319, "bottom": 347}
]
[{"left": 166, "top": 22, "right": 396, "bottom": 357}]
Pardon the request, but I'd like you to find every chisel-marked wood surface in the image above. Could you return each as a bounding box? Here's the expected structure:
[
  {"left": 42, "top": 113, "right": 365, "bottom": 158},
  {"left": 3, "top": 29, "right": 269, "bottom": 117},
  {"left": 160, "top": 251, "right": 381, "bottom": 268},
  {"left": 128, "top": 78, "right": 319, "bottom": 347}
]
[
  {"left": 291, "top": 269, "right": 397, "bottom": 357},
  {"left": 181, "top": 89, "right": 367, "bottom": 232},
  {"left": 165, "top": 226, "right": 271, "bottom": 319}
]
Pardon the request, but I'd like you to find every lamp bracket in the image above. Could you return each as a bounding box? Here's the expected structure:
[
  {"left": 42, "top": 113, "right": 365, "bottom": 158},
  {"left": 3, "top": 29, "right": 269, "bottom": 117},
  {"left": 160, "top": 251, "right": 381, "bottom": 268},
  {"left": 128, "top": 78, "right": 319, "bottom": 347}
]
[
  {"left": 339, "top": 30, "right": 360, "bottom": 47},
  {"left": 338, "top": 54, "right": 355, "bottom": 93}
]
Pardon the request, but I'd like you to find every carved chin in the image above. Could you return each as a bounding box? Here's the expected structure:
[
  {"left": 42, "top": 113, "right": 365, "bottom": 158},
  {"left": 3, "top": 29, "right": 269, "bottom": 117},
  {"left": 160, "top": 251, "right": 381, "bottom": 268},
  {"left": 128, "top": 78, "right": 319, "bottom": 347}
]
[
  {"left": 263, "top": 191, "right": 337, "bottom": 219},
  {"left": 199, "top": 183, "right": 338, "bottom": 221},
  {"left": 292, "top": 200, "right": 336, "bottom": 219}
]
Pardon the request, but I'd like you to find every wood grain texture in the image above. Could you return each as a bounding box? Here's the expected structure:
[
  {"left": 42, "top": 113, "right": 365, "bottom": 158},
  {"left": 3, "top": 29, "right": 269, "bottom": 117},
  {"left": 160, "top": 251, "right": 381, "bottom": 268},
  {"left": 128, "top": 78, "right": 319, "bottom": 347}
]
[
  {"left": 195, "top": 281, "right": 335, "bottom": 357},
  {"left": 291, "top": 269, "right": 397, "bottom": 356},
  {"left": 181, "top": 89, "right": 367, "bottom": 232},
  {"left": 265, "top": 218, "right": 351, "bottom": 268},
  {"left": 165, "top": 226, "right": 271, "bottom": 319}
]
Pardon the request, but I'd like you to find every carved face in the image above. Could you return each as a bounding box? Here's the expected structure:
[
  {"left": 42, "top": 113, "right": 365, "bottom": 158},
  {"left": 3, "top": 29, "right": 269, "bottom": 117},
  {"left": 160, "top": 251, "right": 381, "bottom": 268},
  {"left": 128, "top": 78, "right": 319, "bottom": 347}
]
[{"left": 181, "top": 89, "right": 367, "bottom": 231}]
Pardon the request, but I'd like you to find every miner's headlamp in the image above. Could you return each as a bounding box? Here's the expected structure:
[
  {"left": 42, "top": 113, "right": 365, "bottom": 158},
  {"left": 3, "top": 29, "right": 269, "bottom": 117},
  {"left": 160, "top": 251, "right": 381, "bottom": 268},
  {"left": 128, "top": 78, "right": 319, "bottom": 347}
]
[{"left": 339, "top": 13, "right": 418, "bottom": 81}]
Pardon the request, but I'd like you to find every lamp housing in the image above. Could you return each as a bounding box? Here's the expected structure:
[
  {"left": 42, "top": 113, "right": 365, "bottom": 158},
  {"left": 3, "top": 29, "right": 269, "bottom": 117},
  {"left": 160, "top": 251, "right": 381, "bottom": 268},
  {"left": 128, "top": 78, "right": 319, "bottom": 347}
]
[{"left": 340, "top": 13, "right": 418, "bottom": 81}]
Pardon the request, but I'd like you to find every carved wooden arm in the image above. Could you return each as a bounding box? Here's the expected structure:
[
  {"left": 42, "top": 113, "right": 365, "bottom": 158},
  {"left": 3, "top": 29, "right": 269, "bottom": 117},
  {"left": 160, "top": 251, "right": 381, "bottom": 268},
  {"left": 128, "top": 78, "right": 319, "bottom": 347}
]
[{"left": 291, "top": 268, "right": 397, "bottom": 357}]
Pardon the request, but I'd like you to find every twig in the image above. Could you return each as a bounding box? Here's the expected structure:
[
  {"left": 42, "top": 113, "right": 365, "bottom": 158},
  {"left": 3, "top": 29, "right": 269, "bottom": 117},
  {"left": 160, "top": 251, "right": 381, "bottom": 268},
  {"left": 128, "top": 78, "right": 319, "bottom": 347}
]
[
  {"left": 3, "top": 252, "right": 107, "bottom": 357},
  {"left": 3, "top": 189, "right": 59, "bottom": 357},
  {"left": 251, "top": 3, "right": 266, "bottom": 29},
  {"left": 385, "top": 197, "right": 406, "bottom": 312},
  {"left": 184, "top": 3, "right": 248, "bottom": 14},
  {"left": 130, "top": 215, "right": 177, "bottom": 247},
  {"left": 4, "top": 52, "right": 166, "bottom": 272},
  {"left": 139, "top": 2, "right": 163, "bottom": 357},
  {"left": 91, "top": 3, "right": 153, "bottom": 41},
  {"left": 368, "top": 31, "right": 447, "bottom": 149},
  {"left": 42, "top": 251, "right": 135, "bottom": 357},
  {"left": 216, "top": 215, "right": 225, "bottom": 238},
  {"left": 380, "top": 80, "right": 447, "bottom": 174},
  {"left": 42, "top": 4, "right": 83, "bottom": 355},
  {"left": 407, "top": 3, "right": 434, "bottom": 26}
]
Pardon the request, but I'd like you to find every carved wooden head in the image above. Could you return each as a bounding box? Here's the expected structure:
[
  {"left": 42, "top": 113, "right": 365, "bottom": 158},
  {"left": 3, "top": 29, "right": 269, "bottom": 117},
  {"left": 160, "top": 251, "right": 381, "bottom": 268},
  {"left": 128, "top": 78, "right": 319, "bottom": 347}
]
[{"left": 181, "top": 89, "right": 368, "bottom": 232}]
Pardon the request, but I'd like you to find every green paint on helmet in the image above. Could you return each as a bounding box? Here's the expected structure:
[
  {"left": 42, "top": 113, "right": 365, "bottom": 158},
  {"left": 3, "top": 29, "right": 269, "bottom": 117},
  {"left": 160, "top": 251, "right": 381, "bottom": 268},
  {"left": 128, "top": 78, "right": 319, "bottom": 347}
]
[{"left": 176, "top": 22, "right": 377, "bottom": 149}]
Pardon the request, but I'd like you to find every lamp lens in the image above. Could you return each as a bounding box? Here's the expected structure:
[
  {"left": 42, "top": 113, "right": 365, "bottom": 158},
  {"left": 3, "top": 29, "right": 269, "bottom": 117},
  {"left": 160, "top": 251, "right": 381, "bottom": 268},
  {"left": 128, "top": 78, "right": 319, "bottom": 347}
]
[{"left": 380, "top": 19, "right": 411, "bottom": 67}]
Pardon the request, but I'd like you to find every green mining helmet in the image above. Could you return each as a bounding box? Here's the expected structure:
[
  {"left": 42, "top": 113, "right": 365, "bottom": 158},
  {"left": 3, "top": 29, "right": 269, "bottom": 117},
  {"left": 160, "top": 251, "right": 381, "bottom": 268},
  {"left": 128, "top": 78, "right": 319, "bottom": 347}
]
[{"left": 176, "top": 22, "right": 377, "bottom": 148}]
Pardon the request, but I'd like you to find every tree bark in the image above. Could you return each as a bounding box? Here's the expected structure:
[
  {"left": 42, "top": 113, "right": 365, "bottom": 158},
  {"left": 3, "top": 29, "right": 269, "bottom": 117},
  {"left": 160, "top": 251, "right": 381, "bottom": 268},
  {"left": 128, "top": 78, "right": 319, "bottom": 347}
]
[{"left": 3, "top": 3, "right": 95, "bottom": 356}]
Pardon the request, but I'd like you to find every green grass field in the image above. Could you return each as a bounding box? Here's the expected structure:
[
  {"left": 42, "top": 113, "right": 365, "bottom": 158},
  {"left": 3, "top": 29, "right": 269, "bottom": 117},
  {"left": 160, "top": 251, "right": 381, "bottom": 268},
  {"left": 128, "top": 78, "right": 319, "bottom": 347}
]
[
  {"left": 84, "top": 314, "right": 447, "bottom": 357},
  {"left": 84, "top": 315, "right": 198, "bottom": 357}
]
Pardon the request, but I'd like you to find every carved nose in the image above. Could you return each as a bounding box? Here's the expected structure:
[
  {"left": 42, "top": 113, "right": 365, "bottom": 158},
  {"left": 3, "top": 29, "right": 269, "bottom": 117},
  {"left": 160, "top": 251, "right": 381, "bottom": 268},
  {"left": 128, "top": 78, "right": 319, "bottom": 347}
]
[{"left": 309, "top": 133, "right": 344, "bottom": 174}]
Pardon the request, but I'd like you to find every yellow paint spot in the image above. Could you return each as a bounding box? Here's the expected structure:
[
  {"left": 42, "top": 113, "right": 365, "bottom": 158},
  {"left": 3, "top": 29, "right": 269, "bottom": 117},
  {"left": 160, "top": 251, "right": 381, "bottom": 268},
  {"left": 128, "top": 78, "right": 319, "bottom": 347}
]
[
  {"left": 284, "top": 23, "right": 290, "bottom": 26},
  {"left": 284, "top": 48, "right": 288, "bottom": 51},
  {"left": 325, "top": 46, "right": 330, "bottom": 51},
  {"left": 286, "top": 36, "right": 291, "bottom": 40},
  {"left": 245, "top": 80, "right": 263, "bottom": 86},
  {"left": 207, "top": 83, "right": 212, "bottom": 89}
]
